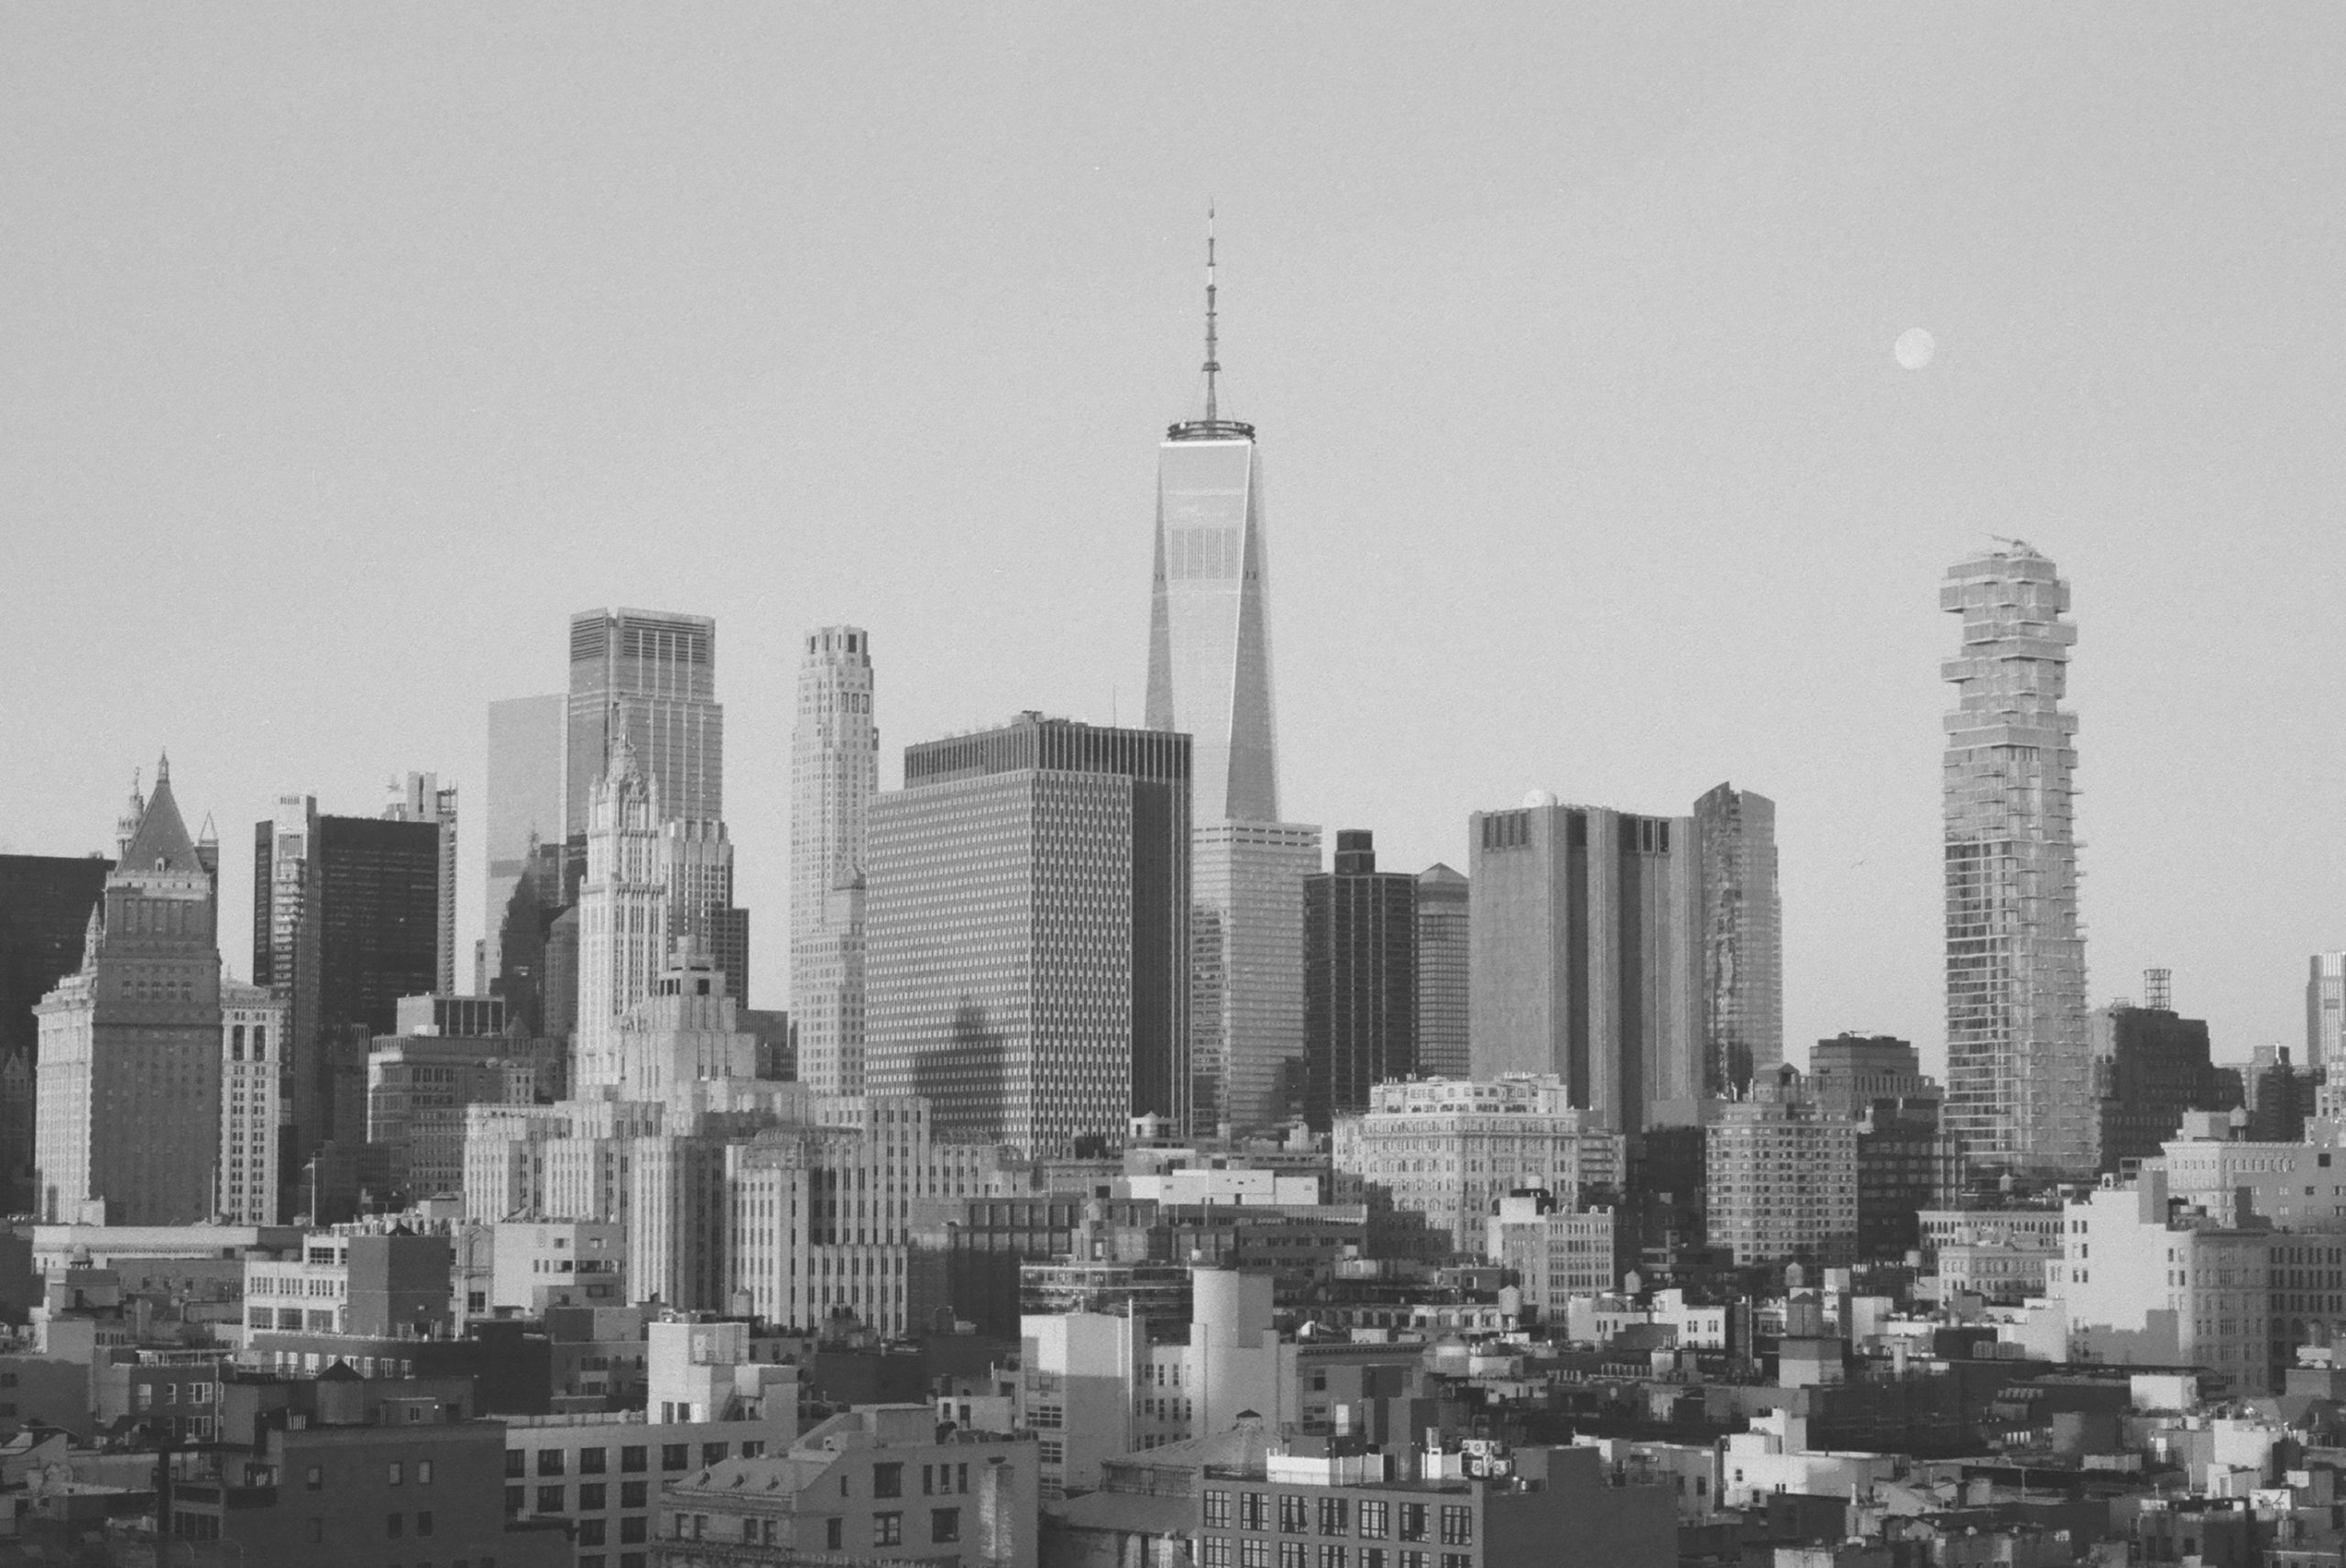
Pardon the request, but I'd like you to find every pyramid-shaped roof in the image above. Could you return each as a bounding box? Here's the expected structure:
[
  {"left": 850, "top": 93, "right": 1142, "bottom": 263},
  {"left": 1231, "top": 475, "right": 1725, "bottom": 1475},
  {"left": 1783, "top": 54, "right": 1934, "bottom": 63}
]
[
  {"left": 119, "top": 755, "right": 203, "bottom": 874},
  {"left": 1419, "top": 861, "right": 1467, "bottom": 885}
]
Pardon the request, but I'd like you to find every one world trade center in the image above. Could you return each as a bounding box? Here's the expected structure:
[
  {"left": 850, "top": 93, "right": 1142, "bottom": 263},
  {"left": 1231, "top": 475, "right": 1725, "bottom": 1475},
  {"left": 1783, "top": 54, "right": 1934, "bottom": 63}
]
[{"left": 1146, "top": 219, "right": 1321, "bottom": 1135}]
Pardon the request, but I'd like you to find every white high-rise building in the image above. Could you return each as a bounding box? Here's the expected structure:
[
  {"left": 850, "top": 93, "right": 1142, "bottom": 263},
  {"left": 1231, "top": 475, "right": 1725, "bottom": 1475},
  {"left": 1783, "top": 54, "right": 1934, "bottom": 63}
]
[
  {"left": 790, "top": 626, "right": 878, "bottom": 1095},
  {"left": 382, "top": 772, "right": 459, "bottom": 995},
  {"left": 1942, "top": 545, "right": 2090, "bottom": 1176},
  {"left": 217, "top": 978, "right": 285, "bottom": 1224},
  {"left": 574, "top": 741, "right": 669, "bottom": 1092},
  {"left": 2311, "top": 953, "right": 2346, "bottom": 1074}
]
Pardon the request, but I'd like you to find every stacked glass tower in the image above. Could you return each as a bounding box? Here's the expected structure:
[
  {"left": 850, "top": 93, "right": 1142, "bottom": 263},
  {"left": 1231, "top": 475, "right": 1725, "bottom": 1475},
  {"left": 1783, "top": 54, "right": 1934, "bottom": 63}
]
[{"left": 1941, "top": 544, "right": 2090, "bottom": 1176}]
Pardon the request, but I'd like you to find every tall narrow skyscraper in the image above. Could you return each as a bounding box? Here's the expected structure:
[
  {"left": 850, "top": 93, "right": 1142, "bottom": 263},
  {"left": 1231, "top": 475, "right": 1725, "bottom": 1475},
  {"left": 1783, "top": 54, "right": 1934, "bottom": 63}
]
[
  {"left": 565, "top": 609, "right": 722, "bottom": 839},
  {"left": 1942, "top": 544, "right": 2089, "bottom": 1176},
  {"left": 1144, "top": 225, "right": 1317, "bottom": 1137},
  {"left": 1692, "top": 783, "right": 1781, "bottom": 1093},
  {"left": 1145, "top": 224, "right": 1278, "bottom": 824},
  {"left": 37, "top": 757, "right": 225, "bottom": 1225},
  {"left": 1302, "top": 831, "right": 1418, "bottom": 1131},
  {"left": 1467, "top": 796, "right": 1703, "bottom": 1133},
  {"left": 382, "top": 772, "right": 459, "bottom": 995},
  {"left": 791, "top": 626, "right": 878, "bottom": 1095},
  {"left": 866, "top": 715, "right": 1189, "bottom": 1155},
  {"left": 482, "top": 693, "right": 564, "bottom": 990},
  {"left": 1414, "top": 864, "right": 1471, "bottom": 1080},
  {"left": 574, "top": 740, "right": 669, "bottom": 1092}
]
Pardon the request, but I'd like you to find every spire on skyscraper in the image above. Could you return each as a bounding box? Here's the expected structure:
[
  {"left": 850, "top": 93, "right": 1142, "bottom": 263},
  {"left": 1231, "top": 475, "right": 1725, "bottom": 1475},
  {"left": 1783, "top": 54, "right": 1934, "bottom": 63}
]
[{"left": 1170, "top": 209, "right": 1254, "bottom": 444}]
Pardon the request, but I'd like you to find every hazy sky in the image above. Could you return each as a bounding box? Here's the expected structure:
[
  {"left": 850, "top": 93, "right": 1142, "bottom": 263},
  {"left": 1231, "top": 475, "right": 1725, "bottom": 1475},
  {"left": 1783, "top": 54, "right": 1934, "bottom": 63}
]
[{"left": 6, "top": 6, "right": 2342, "bottom": 1077}]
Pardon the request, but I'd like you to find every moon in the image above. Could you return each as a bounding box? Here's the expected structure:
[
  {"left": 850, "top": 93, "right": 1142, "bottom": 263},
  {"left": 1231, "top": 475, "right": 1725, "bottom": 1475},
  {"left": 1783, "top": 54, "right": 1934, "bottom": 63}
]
[{"left": 1894, "top": 328, "right": 1935, "bottom": 369}]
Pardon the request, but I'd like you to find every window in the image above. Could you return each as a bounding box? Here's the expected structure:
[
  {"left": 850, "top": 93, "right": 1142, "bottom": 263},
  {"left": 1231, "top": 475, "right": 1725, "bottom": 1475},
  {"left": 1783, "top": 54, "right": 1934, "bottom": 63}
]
[
  {"left": 505, "top": 1487, "right": 523, "bottom": 1516},
  {"left": 661, "top": 1444, "right": 688, "bottom": 1471},
  {"left": 621, "top": 1446, "right": 647, "bottom": 1474},
  {"left": 621, "top": 1481, "right": 647, "bottom": 1509},
  {"left": 1438, "top": 1507, "right": 1471, "bottom": 1545},
  {"left": 827, "top": 1519, "right": 844, "bottom": 1551},
  {"left": 1441, "top": 1556, "right": 1470, "bottom": 1568},
  {"left": 306, "top": 1466, "right": 323, "bottom": 1491},
  {"left": 506, "top": 1451, "right": 524, "bottom": 1479},
  {"left": 873, "top": 1511, "right": 903, "bottom": 1546},
  {"left": 619, "top": 1517, "right": 646, "bottom": 1544},
  {"left": 1203, "top": 1542, "right": 1233, "bottom": 1568},
  {"left": 1319, "top": 1549, "right": 1349, "bottom": 1568},
  {"left": 1398, "top": 1503, "right": 1427, "bottom": 1541},
  {"left": 1204, "top": 1490, "right": 1232, "bottom": 1528},
  {"left": 1241, "top": 1492, "right": 1268, "bottom": 1530},
  {"left": 1358, "top": 1501, "right": 1389, "bottom": 1539},
  {"left": 579, "top": 1448, "right": 607, "bottom": 1475},
  {"left": 538, "top": 1486, "right": 565, "bottom": 1514},
  {"left": 873, "top": 1462, "right": 904, "bottom": 1498},
  {"left": 1319, "top": 1497, "right": 1349, "bottom": 1535},
  {"left": 417, "top": 1461, "right": 433, "bottom": 1486},
  {"left": 417, "top": 1511, "right": 434, "bottom": 1538},
  {"left": 702, "top": 1443, "right": 728, "bottom": 1466},
  {"left": 1279, "top": 1495, "right": 1309, "bottom": 1533},
  {"left": 1280, "top": 1546, "right": 1307, "bottom": 1568},
  {"left": 389, "top": 1462, "right": 405, "bottom": 1486},
  {"left": 580, "top": 1484, "right": 606, "bottom": 1510},
  {"left": 932, "top": 1508, "right": 960, "bottom": 1543},
  {"left": 1242, "top": 1541, "right": 1273, "bottom": 1568},
  {"left": 387, "top": 1513, "right": 405, "bottom": 1539},
  {"left": 538, "top": 1450, "right": 565, "bottom": 1477}
]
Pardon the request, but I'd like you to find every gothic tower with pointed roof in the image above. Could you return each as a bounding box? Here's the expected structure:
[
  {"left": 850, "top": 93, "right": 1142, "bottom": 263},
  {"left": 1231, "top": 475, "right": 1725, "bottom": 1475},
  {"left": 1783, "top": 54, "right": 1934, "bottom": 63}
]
[
  {"left": 35, "top": 754, "right": 225, "bottom": 1224},
  {"left": 573, "top": 737, "right": 670, "bottom": 1091}
]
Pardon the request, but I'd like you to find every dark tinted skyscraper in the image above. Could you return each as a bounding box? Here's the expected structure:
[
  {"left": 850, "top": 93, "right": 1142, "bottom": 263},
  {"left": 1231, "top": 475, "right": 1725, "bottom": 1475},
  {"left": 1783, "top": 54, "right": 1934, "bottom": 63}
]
[
  {"left": 1303, "top": 831, "right": 1418, "bottom": 1130},
  {"left": 255, "top": 799, "right": 442, "bottom": 1191},
  {"left": 867, "top": 715, "right": 1189, "bottom": 1153},
  {"left": 565, "top": 609, "right": 722, "bottom": 838},
  {"left": 2090, "top": 979, "right": 2233, "bottom": 1174},
  {"left": 1414, "top": 864, "right": 1470, "bottom": 1080},
  {"left": 1692, "top": 783, "right": 1781, "bottom": 1093}
]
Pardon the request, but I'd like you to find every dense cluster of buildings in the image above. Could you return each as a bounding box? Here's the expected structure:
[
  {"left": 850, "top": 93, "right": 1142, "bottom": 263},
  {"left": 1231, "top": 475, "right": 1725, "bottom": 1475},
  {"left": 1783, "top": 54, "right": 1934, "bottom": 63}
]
[{"left": 2, "top": 253, "right": 2342, "bottom": 1566}]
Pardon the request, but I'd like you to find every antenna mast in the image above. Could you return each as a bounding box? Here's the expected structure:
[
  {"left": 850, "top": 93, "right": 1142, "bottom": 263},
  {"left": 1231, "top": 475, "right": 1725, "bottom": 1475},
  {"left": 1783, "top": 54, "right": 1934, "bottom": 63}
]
[{"left": 1203, "top": 205, "right": 1220, "bottom": 425}]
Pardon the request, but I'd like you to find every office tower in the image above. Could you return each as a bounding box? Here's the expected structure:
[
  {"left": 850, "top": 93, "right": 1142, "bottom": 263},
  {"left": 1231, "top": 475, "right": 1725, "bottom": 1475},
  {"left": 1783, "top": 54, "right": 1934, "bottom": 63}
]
[
  {"left": 35, "top": 757, "right": 225, "bottom": 1225},
  {"left": 381, "top": 771, "right": 459, "bottom": 994},
  {"left": 573, "top": 740, "right": 670, "bottom": 1092},
  {"left": 791, "top": 626, "right": 879, "bottom": 1097},
  {"left": 1704, "top": 1066, "right": 1858, "bottom": 1268},
  {"left": 867, "top": 715, "right": 1190, "bottom": 1155},
  {"left": 1692, "top": 783, "right": 1781, "bottom": 1091},
  {"left": 253, "top": 796, "right": 442, "bottom": 1194},
  {"left": 2090, "top": 974, "right": 2233, "bottom": 1174},
  {"left": 2245, "top": 1044, "right": 2315, "bottom": 1144},
  {"left": 1144, "top": 225, "right": 1278, "bottom": 826},
  {"left": 218, "top": 979, "right": 286, "bottom": 1223},
  {"left": 663, "top": 816, "right": 746, "bottom": 1001},
  {"left": 1189, "top": 821, "right": 1320, "bottom": 1135},
  {"left": 482, "top": 693, "right": 564, "bottom": 989},
  {"left": 565, "top": 609, "right": 721, "bottom": 838},
  {"left": 1806, "top": 1034, "right": 1944, "bottom": 1124},
  {"left": 2313, "top": 953, "right": 2346, "bottom": 1073},
  {"left": 1414, "top": 864, "right": 1470, "bottom": 1080},
  {"left": 1301, "top": 830, "right": 1418, "bottom": 1130},
  {"left": 1942, "top": 544, "right": 2090, "bottom": 1176},
  {"left": 0, "top": 852, "right": 114, "bottom": 1209},
  {"left": 1142, "top": 238, "right": 1316, "bottom": 1139},
  {"left": 1466, "top": 796, "right": 1703, "bottom": 1132},
  {"left": 1331, "top": 1076, "right": 1624, "bottom": 1254}
]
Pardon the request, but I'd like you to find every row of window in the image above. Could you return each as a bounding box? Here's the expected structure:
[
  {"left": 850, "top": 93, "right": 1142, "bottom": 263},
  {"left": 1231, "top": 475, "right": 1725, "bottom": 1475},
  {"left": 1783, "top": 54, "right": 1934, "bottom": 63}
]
[
  {"left": 1201, "top": 1543, "right": 1473, "bottom": 1568},
  {"left": 1201, "top": 1493, "right": 1470, "bottom": 1544}
]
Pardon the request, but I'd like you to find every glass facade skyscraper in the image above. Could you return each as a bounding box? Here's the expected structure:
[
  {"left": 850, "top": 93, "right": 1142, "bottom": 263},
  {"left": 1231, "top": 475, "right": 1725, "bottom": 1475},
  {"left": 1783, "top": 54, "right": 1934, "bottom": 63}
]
[
  {"left": 866, "top": 715, "right": 1189, "bottom": 1155},
  {"left": 565, "top": 609, "right": 722, "bottom": 839},
  {"left": 1941, "top": 544, "right": 2090, "bottom": 1176},
  {"left": 1189, "top": 820, "right": 1320, "bottom": 1134},
  {"left": 1693, "top": 782, "right": 1781, "bottom": 1093},
  {"left": 1302, "top": 830, "right": 1419, "bottom": 1131},
  {"left": 1413, "top": 863, "right": 1471, "bottom": 1080}
]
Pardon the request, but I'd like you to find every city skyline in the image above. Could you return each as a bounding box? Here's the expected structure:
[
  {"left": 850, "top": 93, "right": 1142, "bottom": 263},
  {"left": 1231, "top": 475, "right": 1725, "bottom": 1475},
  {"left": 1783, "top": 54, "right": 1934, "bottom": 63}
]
[{"left": 7, "top": 10, "right": 2345, "bottom": 1077}]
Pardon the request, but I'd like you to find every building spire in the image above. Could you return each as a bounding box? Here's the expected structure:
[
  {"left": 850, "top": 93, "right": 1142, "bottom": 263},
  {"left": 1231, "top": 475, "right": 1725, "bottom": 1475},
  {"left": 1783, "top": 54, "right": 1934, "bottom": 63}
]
[{"left": 1202, "top": 204, "right": 1220, "bottom": 426}]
